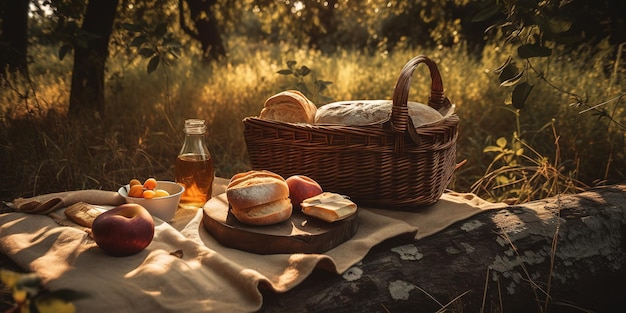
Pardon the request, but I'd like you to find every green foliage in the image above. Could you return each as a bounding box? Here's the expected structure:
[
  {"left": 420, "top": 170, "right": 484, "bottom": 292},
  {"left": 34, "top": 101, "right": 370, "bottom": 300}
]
[
  {"left": 122, "top": 22, "right": 182, "bottom": 74},
  {"left": 0, "top": 269, "right": 88, "bottom": 313},
  {"left": 476, "top": 0, "right": 626, "bottom": 129},
  {"left": 466, "top": 1, "right": 626, "bottom": 203},
  {"left": 277, "top": 60, "right": 333, "bottom": 104},
  {"left": 472, "top": 109, "right": 587, "bottom": 204}
]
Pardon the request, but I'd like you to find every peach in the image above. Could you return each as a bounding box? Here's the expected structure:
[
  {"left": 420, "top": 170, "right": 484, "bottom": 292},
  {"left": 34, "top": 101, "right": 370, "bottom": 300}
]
[
  {"left": 286, "top": 175, "right": 323, "bottom": 210},
  {"left": 92, "top": 203, "right": 155, "bottom": 257}
]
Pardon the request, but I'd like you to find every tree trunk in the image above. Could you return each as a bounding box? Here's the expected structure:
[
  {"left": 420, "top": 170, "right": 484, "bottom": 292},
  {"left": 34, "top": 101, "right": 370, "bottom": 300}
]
[
  {"left": 307, "top": 0, "right": 338, "bottom": 51},
  {"left": 179, "top": 0, "right": 226, "bottom": 62},
  {"left": 68, "top": 0, "right": 119, "bottom": 119},
  {"left": 0, "top": 0, "right": 29, "bottom": 76},
  {"left": 260, "top": 185, "right": 626, "bottom": 313}
]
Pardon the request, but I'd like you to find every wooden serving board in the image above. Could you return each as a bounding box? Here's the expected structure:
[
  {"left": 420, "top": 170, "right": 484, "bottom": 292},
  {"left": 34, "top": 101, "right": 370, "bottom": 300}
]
[{"left": 202, "top": 193, "right": 359, "bottom": 254}]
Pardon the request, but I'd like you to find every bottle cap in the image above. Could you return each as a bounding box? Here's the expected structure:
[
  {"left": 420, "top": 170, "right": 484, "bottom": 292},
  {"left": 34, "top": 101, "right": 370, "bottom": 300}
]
[{"left": 184, "top": 119, "right": 206, "bottom": 134}]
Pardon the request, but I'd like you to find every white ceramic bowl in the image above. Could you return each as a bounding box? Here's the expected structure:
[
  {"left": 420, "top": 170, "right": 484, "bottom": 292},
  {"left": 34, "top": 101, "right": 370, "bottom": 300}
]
[{"left": 118, "top": 181, "right": 184, "bottom": 222}]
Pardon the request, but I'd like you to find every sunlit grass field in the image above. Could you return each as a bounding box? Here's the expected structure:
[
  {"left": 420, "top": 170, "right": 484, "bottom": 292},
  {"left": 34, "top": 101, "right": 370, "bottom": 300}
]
[{"left": 1, "top": 39, "right": 624, "bottom": 203}]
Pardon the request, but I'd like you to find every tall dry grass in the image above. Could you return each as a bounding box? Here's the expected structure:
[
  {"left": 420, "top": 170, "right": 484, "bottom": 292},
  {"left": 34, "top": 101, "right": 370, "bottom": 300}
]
[{"left": 1, "top": 40, "right": 624, "bottom": 202}]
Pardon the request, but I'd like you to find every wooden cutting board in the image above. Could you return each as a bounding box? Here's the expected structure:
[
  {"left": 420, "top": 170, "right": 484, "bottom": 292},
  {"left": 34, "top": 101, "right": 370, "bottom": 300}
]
[{"left": 202, "top": 193, "right": 359, "bottom": 254}]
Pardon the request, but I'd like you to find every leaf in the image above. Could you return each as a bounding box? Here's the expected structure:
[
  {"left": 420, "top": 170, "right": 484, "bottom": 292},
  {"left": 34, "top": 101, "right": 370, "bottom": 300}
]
[
  {"left": 315, "top": 80, "right": 333, "bottom": 93},
  {"left": 286, "top": 60, "right": 297, "bottom": 69},
  {"left": 58, "top": 44, "right": 72, "bottom": 60},
  {"left": 15, "top": 273, "right": 41, "bottom": 290},
  {"left": 153, "top": 23, "right": 168, "bottom": 38},
  {"left": 511, "top": 138, "right": 523, "bottom": 151},
  {"left": 511, "top": 82, "right": 534, "bottom": 109},
  {"left": 14, "top": 288, "right": 28, "bottom": 303},
  {"left": 500, "top": 70, "right": 524, "bottom": 87},
  {"left": 139, "top": 48, "right": 155, "bottom": 58},
  {"left": 483, "top": 146, "right": 502, "bottom": 153},
  {"left": 296, "top": 65, "right": 311, "bottom": 77},
  {"left": 471, "top": 4, "right": 501, "bottom": 22},
  {"left": 130, "top": 35, "right": 148, "bottom": 48},
  {"left": 121, "top": 23, "right": 144, "bottom": 33},
  {"left": 163, "top": 37, "right": 182, "bottom": 48},
  {"left": 515, "top": 148, "right": 525, "bottom": 156},
  {"left": 484, "top": 23, "right": 499, "bottom": 34},
  {"left": 296, "top": 82, "right": 311, "bottom": 97},
  {"left": 493, "top": 55, "right": 512, "bottom": 74},
  {"left": 495, "top": 175, "right": 511, "bottom": 185},
  {"left": 498, "top": 63, "right": 521, "bottom": 85},
  {"left": 147, "top": 55, "right": 160, "bottom": 74},
  {"left": 276, "top": 69, "right": 293, "bottom": 75},
  {"left": 517, "top": 44, "right": 552, "bottom": 59},
  {"left": 496, "top": 137, "right": 508, "bottom": 148},
  {"left": 1, "top": 269, "right": 22, "bottom": 287},
  {"left": 34, "top": 295, "right": 76, "bottom": 313}
]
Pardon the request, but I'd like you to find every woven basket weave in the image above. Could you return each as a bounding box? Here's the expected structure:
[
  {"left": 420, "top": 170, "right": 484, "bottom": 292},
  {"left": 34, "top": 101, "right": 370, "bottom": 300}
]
[{"left": 243, "top": 55, "right": 459, "bottom": 209}]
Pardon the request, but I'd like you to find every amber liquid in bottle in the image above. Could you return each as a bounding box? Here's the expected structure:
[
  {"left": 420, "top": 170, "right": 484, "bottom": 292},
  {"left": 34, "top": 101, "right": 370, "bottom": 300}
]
[
  {"left": 175, "top": 119, "right": 215, "bottom": 210},
  {"left": 175, "top": 154, "right": 214, "bottom": 209}
]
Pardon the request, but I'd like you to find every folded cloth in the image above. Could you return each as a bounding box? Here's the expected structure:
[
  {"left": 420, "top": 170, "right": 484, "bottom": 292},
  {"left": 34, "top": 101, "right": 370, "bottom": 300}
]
[
  {"left": 370, "top": 190, "right": 509, "bottom": 240},
  {"left": 11, "top": 190, "right": 125, "bottom": 214},
  {"left": 0, "top": 178, "right": 507, "bottom": 312}
]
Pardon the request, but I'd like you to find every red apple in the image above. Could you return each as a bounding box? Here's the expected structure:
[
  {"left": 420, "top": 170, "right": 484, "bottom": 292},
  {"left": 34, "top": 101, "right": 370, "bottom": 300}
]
[
  {"left": 286, "top": 175, "right": 323, "bottom": 210},
  {"left": 92, "top": 203, "right": 155, "bottom": 257}
]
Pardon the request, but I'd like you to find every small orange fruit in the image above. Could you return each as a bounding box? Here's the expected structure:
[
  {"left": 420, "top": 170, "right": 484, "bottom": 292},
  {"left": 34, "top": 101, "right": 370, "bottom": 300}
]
[
  {"left": 128, "top": 184, "right": 145, "bottom": 198},
  {"left": 143, "top": 178, "right": 157, "bottom": 190},
  {"left": 142, "top": 189, "right": 156, "bottom": 199}
]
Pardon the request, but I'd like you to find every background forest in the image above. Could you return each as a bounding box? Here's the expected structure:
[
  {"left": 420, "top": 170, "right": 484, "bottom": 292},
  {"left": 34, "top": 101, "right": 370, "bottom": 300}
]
[{"left": 1, "top": 0, "right": 625, "bottom": 204}]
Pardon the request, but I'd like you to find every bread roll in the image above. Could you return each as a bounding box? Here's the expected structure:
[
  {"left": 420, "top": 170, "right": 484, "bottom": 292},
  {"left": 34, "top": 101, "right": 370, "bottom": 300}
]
[
  {"left": 226, "top": 170, "right": 292, "bottom": 225},
  {"left": 315, "top": 100, "right": 445, "bottom": 127},
  {"left": 259, "top": 90, "right": 317, "bottom": 124},
  {"left": 301, "top": 192, "right": 357, "bottom": 223}
]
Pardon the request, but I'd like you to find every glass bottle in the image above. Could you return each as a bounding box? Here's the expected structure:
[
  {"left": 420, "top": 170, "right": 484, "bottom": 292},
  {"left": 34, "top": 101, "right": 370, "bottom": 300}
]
[{"left": 175, "top": 119, "right": 215, "bottom": 209}]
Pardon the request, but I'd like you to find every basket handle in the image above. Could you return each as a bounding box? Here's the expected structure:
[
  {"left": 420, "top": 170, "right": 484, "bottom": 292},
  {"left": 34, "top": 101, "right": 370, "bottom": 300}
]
[{"left": 391, "top": 55, "right": 451, "bottom": 145}]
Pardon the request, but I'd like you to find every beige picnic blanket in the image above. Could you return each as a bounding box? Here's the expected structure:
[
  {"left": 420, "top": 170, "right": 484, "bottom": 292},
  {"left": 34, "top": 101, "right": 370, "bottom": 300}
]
[{"left": 1, "top": 177, "right": 506, "bottom": 312}]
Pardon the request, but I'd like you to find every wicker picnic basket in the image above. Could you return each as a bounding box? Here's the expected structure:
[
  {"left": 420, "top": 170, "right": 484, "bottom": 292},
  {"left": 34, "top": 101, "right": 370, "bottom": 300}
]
[{"left": 243, "top": 55, "right": 459, "bottom": 209}]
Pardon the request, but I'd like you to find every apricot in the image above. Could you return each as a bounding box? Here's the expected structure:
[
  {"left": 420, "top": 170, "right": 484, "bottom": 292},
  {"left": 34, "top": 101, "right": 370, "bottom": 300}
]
[
  {"left": 142, "top": 189, "right": 156, "bottom": 199},
  {"left": 143, "top": 178, "right": 157, "bottom": 190},
  {"left": 126, "top": 177, "right": 166, "bottom": 198},
  {"left": 128, "top": 184, "right": 145, "bottom": 198}
]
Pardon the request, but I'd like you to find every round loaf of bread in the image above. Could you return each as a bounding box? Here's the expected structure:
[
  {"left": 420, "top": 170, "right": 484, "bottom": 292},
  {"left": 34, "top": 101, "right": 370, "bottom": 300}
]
[
  {"left": 315, "top": 100, "right": 444, "bottom": 127},
  {"left": 259, "top": 90, "right": 317, "bottom": 124},
  {"left": 226, "top": 170, "right": 292, "bottom": 225}
]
